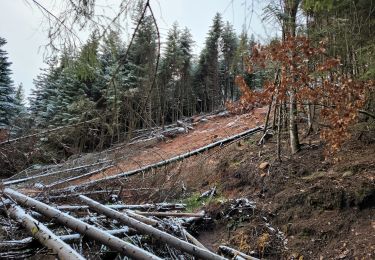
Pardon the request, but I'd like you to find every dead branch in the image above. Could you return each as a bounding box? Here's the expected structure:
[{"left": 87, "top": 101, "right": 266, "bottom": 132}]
[{"left": 359, "top": 109, "right": 375, "bottom": 119}]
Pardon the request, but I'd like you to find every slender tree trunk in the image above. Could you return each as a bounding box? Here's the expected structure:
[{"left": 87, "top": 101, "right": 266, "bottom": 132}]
[
  {"left": 306, "top": 102, "right": 313, "bottom": 135},
  {"left": 277, "top": 102, "right": 282, "bottom": 161},
  {"left": 263, "top": 69, "right": 280, "bottom": 134},
  {"left": 289, "top": 89, "right": 300, "bottom": 153}
]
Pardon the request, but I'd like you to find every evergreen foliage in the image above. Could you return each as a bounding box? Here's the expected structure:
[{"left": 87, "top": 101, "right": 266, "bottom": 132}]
[{"left": 0, "top": 37, "right": 17, "bottom": 129}]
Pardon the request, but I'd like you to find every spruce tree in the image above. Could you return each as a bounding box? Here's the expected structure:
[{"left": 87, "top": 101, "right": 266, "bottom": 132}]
[
  {"left": 194, "top": 13, "right": 223, "bottom": 112},
  {"left": 220, "top": 22, "right": 238, "bottom": 101},
  {"left": 0, "top": 37, "right": 16, "bottom": 129}
]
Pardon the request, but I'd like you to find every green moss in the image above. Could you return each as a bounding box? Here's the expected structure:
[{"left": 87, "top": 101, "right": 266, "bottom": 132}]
[{"left": 181, "top": 192, "right": 226, "bottom": 212}]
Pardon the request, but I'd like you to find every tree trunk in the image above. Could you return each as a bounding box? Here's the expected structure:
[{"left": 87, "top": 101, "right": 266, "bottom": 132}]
[
  {"left": 4, "top": 188, "right": 162, "bottom": 260},
  {"left": 277, "top": 103, "right": 282, "bottom": 161},
  {"left": 79, "top": 195, "right": 226, "bottom": 260},
  {"left": 7, "top": 204, "right": 85, "bottom": 260},
  {"left": 289, "top": 90, "right": 300, "bottom": 153},
  {"left": 306, "top": 102, "right": 313, "bottom": 135}
]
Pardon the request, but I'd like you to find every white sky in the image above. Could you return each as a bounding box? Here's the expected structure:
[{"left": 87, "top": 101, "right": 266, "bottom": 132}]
[{"left": 0, "top": 0, "right": 278, "bottom": 99}]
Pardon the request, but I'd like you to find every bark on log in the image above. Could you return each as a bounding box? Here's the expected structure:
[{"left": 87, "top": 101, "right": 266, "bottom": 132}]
[
  {"left": 218, "top": 245, "right": 259, "bottom": 260},
  {"left": 64, "top": 126, "right": 262, "bottom": 191},
  {"left": 183, "top": 229, "right": 207, "bottom": 250},
  {"left": 4, "top": 188, "right": 162, "bottom": 260},
  {"left": 135, "top": 211, "right": 205, "bottom": 218},
  {"left": 0, "top": 228, "right": 131, "bottom": 250},
  {"left": 79, "top": 195, "right": 226, "bottom": 260},
  {"left": 48, "top": 190, "right": 120, "bottom": 200},
  {"left": 125, "top": 210, "right": 159, "bottom": 226},
  {"left": 7, "top": 204, "right": 85, "bottom": 260},
  {"left": 56, "top": 203, "right": 186, "bottom": 212}
]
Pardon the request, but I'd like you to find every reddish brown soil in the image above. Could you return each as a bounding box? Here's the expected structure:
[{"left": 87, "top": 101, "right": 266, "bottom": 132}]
[{"left": 67, "top": 107, "right": 267, "bottom": 186}]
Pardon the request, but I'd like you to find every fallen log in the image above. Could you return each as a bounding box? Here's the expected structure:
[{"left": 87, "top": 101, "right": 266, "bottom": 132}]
[
  {"left": 7, "top": 204, "right": 84, "bottom": 260},
  {"left": 3, "top": 160, "right": 112, "bottom": 186},
  {"left": 135, "top": 211, "right": 205, "bottom": 218},
  {"left": 64, "top": 126, "right": 263, "bottom": 191},
  {"left": 56, "top": 203, "right": 186, "bottom": 211},
  {"left": 0, "top": 118, "right": 100, "bottom": 146},
  {"left": 183, "top": 229, "right": 207, "bottom": 250},
  {"left": 4, "top": 188, "right": 162, "bottom": 260},
  {"left": 0, "top": 228, "right": 131, "bottom": 251},
  {"left": 47, "top": 189, "right": 120, "bottom": 200},
  {"left": 44, "top": 164, "right": 114, "bottom": 189},
  {"left": 218, "top": 245, "right": 259, "bottom": 260},
  {"left": 79, "top": 195, "right": 226, "bottom": 260},
  {"left": 124, "top": 210, "right": 207, "bottom": 251},
  {"left": 125, "top": 210, "right": 159, "bottom": 226}
]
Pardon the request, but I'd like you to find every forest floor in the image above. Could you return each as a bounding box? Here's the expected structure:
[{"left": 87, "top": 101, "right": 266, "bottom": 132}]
[
  {"left": 107, "top": 120, "right": 375, "bottom": 259},
  {"left": 2, "top": 107, "right": 375, "bottom": 259}
]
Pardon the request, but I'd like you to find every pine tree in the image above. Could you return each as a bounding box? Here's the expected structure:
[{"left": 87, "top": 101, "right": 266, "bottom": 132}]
[{"left": 0, "top": 37, "right": 17, "bottom": 130}]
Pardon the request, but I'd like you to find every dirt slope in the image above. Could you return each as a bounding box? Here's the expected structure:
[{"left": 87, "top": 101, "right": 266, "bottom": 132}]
[
  {"left": 67, "top": 107, "right": 267, "bottom": 186},
  {"left": 112, "top": 130, "right": 375, "bottom": 259}
]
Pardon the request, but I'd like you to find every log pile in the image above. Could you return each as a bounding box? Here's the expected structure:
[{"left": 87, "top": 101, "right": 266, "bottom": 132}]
[{"left": 0, "top": 187, "right": 259, "bottom": 259}]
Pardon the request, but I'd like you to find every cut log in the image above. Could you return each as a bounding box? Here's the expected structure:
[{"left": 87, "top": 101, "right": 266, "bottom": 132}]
[
  {"left": 63, "top": 126, "right": 263, "bottom": 191},
  {"left": 4, "top": 188, "right": 162, "bottom": 260},
  {"left": 3, "top": 160, "right": 112, "bottom": 186},
  {"left": 47, "top": 190, "right": 120, "bottom": 200},
  {"left": 45, "top": 164, "right": 114, "bottom": 188},
  {"left": 125, "top": 210, "right": 159, "bottom": 226},
  {"left": 7, "top": 204, "right": 84, "bottom": 260},
  {"left": 79, "top": 195, "right": 226, "bottom": 260},
  {"left": 135, "top": 211, "right": 205, "bottom": 218},
  {"left": 0, "top": 228, "right": 131, "bottom": 250},
  {"left": 56, "top": 203, "right": 186, "bottom": 212},
  {"left": 218, "top": 245, "right": 259, "bottom": 260},
  {"left": 183, "top": 229, "right": 207, "bottom": 250}
]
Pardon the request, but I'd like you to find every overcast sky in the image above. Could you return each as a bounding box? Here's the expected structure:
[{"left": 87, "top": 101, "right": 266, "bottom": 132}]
[{"left": 0, "top": 0, "right": 278, "bottom": 99}]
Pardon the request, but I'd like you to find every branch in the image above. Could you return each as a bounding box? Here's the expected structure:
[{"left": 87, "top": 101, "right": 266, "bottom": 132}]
[{"left": 359, "top": 109, "right": 375, "bottom": 119}]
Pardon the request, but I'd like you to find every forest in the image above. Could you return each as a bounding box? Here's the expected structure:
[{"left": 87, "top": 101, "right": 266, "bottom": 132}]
[{"left": 0, "top": 0, "right": 374, "bottom": 259}]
